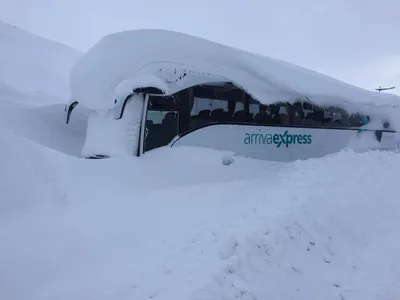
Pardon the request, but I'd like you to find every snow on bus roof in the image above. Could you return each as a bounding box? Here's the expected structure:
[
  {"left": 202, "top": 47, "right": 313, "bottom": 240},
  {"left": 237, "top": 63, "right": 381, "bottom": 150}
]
[{"left": 70, "top": 29, "right": 400, "bottom": 117}]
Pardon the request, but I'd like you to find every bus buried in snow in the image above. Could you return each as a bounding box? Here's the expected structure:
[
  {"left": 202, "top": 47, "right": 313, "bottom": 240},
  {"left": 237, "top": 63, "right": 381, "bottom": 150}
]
[{"left": 64, "top": 29, "right": 400, "bottom": 162}]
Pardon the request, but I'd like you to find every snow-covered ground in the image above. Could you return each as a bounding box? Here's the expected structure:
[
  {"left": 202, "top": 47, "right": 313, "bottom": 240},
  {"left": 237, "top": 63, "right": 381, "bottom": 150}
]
[
  {"left": 1, "top": 136, "right": 400, "bottom": 300},
  {"left": 1, "top": 20, "right": 400, "bottom": 300}
]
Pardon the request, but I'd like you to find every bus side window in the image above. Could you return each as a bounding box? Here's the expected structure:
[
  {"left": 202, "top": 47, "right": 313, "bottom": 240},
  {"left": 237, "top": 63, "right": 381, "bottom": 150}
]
[
  {"left": 253, "top": 103, "right": 273, "bottom": 125},
  {"left": 289, "top": 101, "right": 304, "bottom": 125},
  {"left": 189, "top": 97, "right": 230, "bottom": 129}
]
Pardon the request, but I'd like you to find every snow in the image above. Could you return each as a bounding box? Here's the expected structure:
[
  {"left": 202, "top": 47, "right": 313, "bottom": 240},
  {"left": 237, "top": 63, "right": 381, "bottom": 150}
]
[
  {"left": 0, "top": 128, "right": 68, "bottom": 216},
  {"left": 70, "top": 29, "right": 400, "bottom": 122},
  {"left": 0, "top": 21, "right": 81, "bottom": 103},
  {"left": 346, "top": 130, "right": 381, "bottom": 152},
  {"left": 0, "top": 99, "right": 88, "bottom": 156},
  {"left": 114, "top": 74, "right": 171, "bottom": 101},
  {"left": 81, "top": 93, "right": 144, "bottom": 157},
  {"left": 1, "top": 142, "right": 400, "bottom": 300},
  {"left": 1, "top": 21, "right": 400, "bottom": 300},
  {"left": 0, "top": 21, "right": 87, "bottom": 156}
]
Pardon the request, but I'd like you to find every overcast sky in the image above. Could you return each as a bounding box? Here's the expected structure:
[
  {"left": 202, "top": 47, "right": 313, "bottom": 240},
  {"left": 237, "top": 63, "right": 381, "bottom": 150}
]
[{"left": 0, "top": 0, "right": 399, "bottom": 95}]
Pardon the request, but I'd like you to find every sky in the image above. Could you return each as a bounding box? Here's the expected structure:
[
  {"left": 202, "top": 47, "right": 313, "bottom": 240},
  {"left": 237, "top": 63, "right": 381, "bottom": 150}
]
[{"left": 0, "top": 0, "right": 399, "bottom": 95}]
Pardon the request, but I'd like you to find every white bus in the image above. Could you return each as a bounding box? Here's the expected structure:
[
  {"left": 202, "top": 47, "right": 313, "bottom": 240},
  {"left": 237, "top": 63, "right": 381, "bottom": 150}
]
[{"left": 64, "top": 29, "right": 400, "bottom": 161}]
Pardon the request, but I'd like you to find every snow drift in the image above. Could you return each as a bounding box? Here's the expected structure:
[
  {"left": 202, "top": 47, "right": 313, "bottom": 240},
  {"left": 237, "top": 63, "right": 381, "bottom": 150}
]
[
  {"left": 70, "top": 29, "right": 400, "bottom": 123},
  {"left": 1, "top": 141, "right": 400, "bottom": 300},
  {"left": 0, "top": 128, "right": 68, "bottom": 216},
  {"left": 0, "top": 20, "right": 87, "bottom": 155},
  {"left": 0, "top": 21, "right": 81, "bottom": 103},
  {"left": 0, "top": 99, "right": 87, "bottom": 156}
]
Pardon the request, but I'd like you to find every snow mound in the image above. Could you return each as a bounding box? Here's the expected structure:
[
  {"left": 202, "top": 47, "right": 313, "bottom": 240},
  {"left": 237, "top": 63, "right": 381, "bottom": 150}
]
[
  {"left": 1, "top": 144, "right": 400, "bottom": 300},
  {"left": 0, "top": 99, "right": 88, "bottom": 156},
  {"left": 70, "top": 29, "right": 400, "bottom": 120},
  {"left": 0, "top": 128, "right": 68, "bottom": 217},
  {"left": 0, "top": 21, "right": 81, "bottom": 102},
  {"left": 0, "top": 21, "right": 88, "bottom": 155}
]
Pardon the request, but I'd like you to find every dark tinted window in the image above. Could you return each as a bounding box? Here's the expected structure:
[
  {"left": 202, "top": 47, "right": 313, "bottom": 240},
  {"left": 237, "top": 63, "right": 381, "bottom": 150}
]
[{"left": 189, "top": 85, "right": 245, "bottom": 130}]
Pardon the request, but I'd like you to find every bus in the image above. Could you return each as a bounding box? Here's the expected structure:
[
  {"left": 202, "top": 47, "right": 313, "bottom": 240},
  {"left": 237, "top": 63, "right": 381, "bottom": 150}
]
[{"left": 64, "top": 29, "right": 400, "bottom": 161}]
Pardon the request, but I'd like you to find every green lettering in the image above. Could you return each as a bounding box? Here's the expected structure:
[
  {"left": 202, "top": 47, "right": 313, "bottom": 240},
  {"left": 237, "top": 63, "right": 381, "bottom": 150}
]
[
  {"left": 286, "top": 134, "right": 293, "bottom": 146},
  {"left": 273, "top": 134, "right": 279, "bottom": 144},
  {"left": 266, "top": 134, "right": 272, "bottom": 144},
  {"left": 251, "top": 133, "right": 258, "bottom": 144},
  {"left": 260, "top": 134, "right": 267, "bottom": 144},
  {"left": 259, "top": 134, "right": 265, "bottom": 144},
  {"left": 306, "top": 134, "right": 312, "bottom": 144},
  {"left": 244, "top": 133, "right": 251, "bottom": 144},
  {"left": 297, "top": 134, "right": 303, "bottom": 144},
  {"left": 245, "top": 131, "right": 312, "bottom": 146}
]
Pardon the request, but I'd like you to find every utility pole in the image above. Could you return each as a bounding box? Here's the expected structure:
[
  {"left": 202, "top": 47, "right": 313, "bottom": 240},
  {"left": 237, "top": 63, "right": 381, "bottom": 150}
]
[{"left": 375, "top": 85, "right": 396, "bottom": 93}]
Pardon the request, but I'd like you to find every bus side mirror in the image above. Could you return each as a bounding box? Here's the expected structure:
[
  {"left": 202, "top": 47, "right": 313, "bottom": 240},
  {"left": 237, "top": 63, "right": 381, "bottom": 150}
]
[
  {"left": 113, "top": 93, "right": 134, "bottom": 120},
  {"left": 64, "top": 101, "right": 78, "bottom": 124}
]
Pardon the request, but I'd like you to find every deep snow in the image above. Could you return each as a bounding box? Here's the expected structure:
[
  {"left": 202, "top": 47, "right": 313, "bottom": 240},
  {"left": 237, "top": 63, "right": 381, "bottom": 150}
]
[
  {"left": 1, "top": 137, "right": 400, "bottom": 300},
  {"left": 70, "top": 29, "right": 400, "bottom": 125},
  {"left": 0, "top": 21, "right": 87, "bottom": 155},
  {"left": 1, "top": 20, "right": 400, "bottom": 300},
  {"left": 0, "top": 21, "right": 81, "bottom": 104}
]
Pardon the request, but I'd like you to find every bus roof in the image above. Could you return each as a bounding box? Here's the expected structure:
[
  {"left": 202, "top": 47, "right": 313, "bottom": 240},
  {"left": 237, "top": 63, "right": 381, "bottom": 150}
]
[{"left": 70, "top": 29, "right": 400, "bottom": 118}]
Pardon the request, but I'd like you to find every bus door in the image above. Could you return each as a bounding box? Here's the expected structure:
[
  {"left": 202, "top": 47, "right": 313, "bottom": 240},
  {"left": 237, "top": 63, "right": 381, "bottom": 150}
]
[{"left": 143, "top": 95, "right": 179, "bottom": 152}]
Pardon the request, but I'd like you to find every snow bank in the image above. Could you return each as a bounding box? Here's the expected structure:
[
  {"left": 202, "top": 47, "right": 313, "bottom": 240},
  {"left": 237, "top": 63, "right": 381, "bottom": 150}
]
[
  {"left": 0, "top": 129, "right": 68, "bottom": 217},
  {"left": 1, "top": 144, "right": 400, "bottom": 300},
  {"left": 0, "top": 21, "right": 81, "bottom": 101},
  {"left": 0, "top": 21, "right": 88, "bottom": 155},
  {"left": 70, "top": 29, "right": 400, "bottom": 120},
  {"left": 0, "top": 98, "right": 88, "bottom": 156},
  {"left": 193, "top": 150, "right": 400, "bottom": 299}
]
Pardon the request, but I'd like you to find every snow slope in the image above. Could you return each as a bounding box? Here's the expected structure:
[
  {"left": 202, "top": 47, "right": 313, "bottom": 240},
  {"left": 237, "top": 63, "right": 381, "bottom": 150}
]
[
  {"left": 0, "top": 20, "right": 87, "bottom": 155},
  {"left": 0, "top": 21, "right": 81, "bottom": 104}
]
